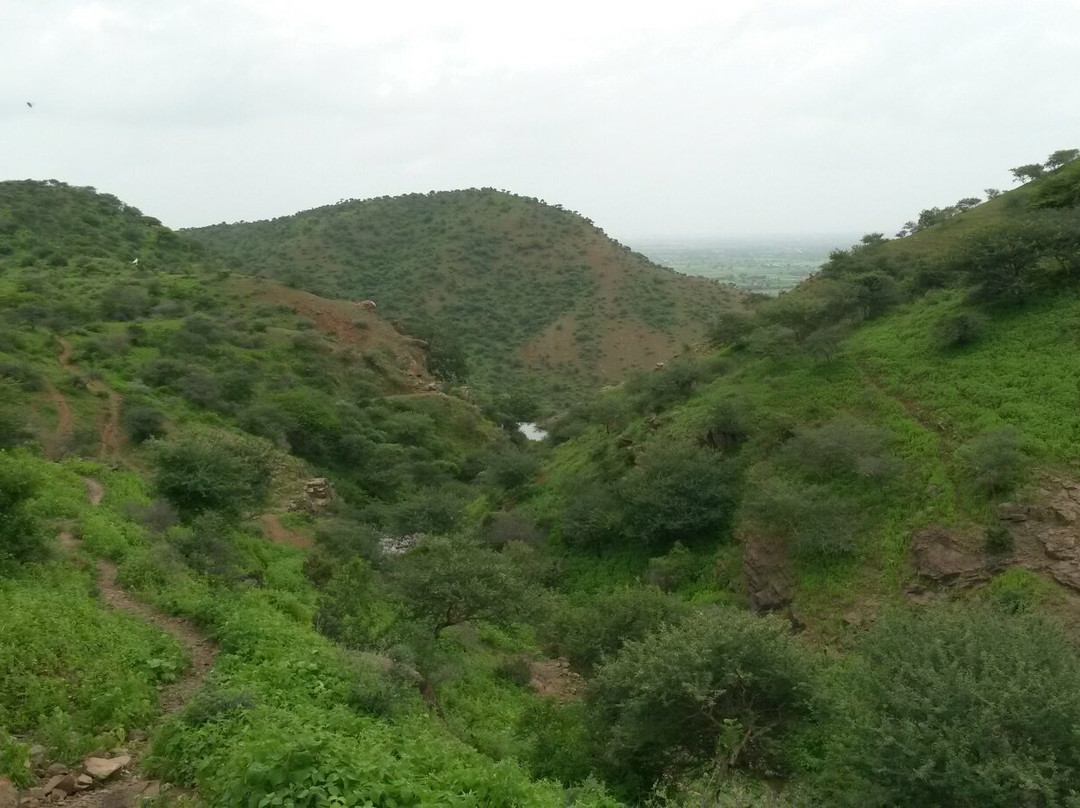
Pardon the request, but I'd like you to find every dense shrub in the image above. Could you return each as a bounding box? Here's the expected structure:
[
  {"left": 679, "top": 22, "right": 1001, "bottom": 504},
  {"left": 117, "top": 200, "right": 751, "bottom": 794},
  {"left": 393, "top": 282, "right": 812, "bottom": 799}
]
[
  {"left": 391, "top": 536, "right": 536, "bottom": 634},
  {"left": 932, "top": 310, "right": 986, "bottom": 350},
  {"left": 741, "top": 477, "right": 862, "bottom": 559},
  {"left": 617, "top": 444, "right": 737, "bottom": 547},
  {"left": 820, "top": 606, "right": 1080, "bottom": 807},
  {"left": 645, "top": 542, "right": 699, "bottom": 591},
  {"left": 152, "top": 432, "right": 273, "bottom": 518},
  {"left": 0, "top": 454, "right": 46, "bottom": 566},
  {"left": 559, "top": 481, "right": 623, "bottom": 548},
  {"left": 121, "top": 401, "right": 167, "bottom": 443},
  {"left": 588, "top": 608, "right": 812, "bottom": 798},
  {"left": 781, "top": 418, "right": 901, "bottom": 483},
  {"left": 958, "top": 427, "right": 1028, "bottom": 498},
  {"left": 545, "top": 585, "right": 683, "bottom": 674}
]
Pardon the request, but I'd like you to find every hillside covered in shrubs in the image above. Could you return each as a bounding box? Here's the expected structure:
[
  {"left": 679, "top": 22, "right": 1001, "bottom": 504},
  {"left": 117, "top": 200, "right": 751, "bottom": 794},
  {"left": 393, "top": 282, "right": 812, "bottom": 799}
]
[
  {"left": 3, "top": 154, "right": 1080, "bottom": 806},
  {"left": 185, "top": 189, "right": 744, "bottom": 411}
]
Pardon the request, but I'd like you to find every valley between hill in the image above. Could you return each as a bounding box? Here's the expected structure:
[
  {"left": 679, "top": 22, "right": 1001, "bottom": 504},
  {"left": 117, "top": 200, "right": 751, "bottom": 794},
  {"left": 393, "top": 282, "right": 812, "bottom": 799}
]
[{"left": 3, "top": 154, "right": 1080, "bottom": 806}]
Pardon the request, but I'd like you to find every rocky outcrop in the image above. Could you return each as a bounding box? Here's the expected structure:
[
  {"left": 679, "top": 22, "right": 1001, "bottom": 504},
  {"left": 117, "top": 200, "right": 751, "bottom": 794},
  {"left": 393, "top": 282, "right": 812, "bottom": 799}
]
[
  {"left": 288, "top": 478, "right": 336, "bottom": 513},
  {"left": 910, "top": 477, "right": 1080, "bottom": 596},
  {"left": 742, "top": 532, "right": 793, "bottom": 614},
  {"left": 910, "top": 526, "right": 989, "bottom": 586},
  {"left": 13, "top": 754, "right": 149, "bottom": 807}
]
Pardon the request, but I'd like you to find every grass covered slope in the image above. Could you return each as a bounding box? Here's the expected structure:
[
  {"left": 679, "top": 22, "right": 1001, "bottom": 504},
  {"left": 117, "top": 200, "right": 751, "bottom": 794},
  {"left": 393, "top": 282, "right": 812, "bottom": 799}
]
[{"left": 186, "top": 188, "right": 744, "bottom": 408}]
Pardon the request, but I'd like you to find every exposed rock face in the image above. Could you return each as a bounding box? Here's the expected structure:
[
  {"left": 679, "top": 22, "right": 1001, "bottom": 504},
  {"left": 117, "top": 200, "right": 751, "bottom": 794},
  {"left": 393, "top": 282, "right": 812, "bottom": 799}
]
[
  {"left": 999, "top": 478, "right": 1080, "bottom": 590},
  {"left": 910, "top": 477, "right": 1080, "bottom": 595},
  {"left": 910, "top": 526, "right": 989, "bottom": 586},
  {"left": 742, "top": 532, "right": 793, "bottom": 614},
  {"left": 289, "top": 478, "right": 336, "bottom": 513}
]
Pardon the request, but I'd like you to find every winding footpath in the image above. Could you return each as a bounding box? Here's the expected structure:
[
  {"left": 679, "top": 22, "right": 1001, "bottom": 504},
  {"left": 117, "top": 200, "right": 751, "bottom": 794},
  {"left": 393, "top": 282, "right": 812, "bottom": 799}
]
[{"left": 17, "top": 478, "right": 218, "bottom": 808}]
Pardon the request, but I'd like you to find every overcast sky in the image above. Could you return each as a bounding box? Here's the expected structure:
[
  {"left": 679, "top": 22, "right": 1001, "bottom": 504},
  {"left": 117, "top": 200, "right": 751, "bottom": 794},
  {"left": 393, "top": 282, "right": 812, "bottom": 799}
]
[{"left": 3, "top": 0, "right": 1078, "bottom": 243}]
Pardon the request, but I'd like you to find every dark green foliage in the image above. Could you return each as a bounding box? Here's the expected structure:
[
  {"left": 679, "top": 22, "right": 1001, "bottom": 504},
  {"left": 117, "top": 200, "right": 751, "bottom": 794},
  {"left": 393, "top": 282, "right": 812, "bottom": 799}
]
[
  {"left": 821, "top": 606, "right": 1080, "bottom": 807},
  {"left": 1030, "top": 156, "right": 1080, "bottom": 209},
  {"left": 517, "top": 699, "right": 595, "bottom": 785},
  {"left": 742, "top": 478, "right": 861, "bottom": 558},
  {"left": 588, "top": 608, "right": 812, "bottom": 797},
  {"left": 152, "top": 433, "right": 272, "bottom": 518},
  {"left": 699, "top": 399, "right": 750, "bottom": 453},
  {"left": 0, "top": 361, "right": 44, "bottom": 392},
  {"left": 391, "top": 536, "right": 536, "bottom": 634},
  {"left": 645, "top": 542, "right": 699, "bottom": 591},
  {"left": 617, "top": 444, "right": 737, "bottom": 547},
  {"left": 559, "top": 481, "right": 623, "bottom": 548},
  {"left": 781, "top": 418, "right": 901, "bottom": 483},
  {"left": 494, "top": 655, "right": 533, "bottom": 687},
  {"left": 623, "top": 357, "right": 714, "bottom": 414},
  {"left": 121, "top": 401, "right": 167, "bottom": 443},
  {"left": 481, "top": 510, "right": 544, "bottom": 549},
  {"left": 984, "top": 522, "right": 1013, "bottom": 554},
  {"left": 314, "top": 558, "right": 388, "bottom": 650},
  {"left": 482, "top": 447, "right": 540, "bottom": 496},
  {"left": 932, "top": 309, "right": 986, "bottom": 350},
  {"left": 0, "top": 454, "right": 46, "bottom": 567},
  {"left": 706, "top": 310, "right": 757, "bottom": 348},
  {"left": 165, "top": 512, "right": 247, "bottom": 580},
  {"left": 545, "top": 586, "right": 683, "bottom": 674},
  {"left": 958, "top": 427, "right": 1028, "bottom": 498}
]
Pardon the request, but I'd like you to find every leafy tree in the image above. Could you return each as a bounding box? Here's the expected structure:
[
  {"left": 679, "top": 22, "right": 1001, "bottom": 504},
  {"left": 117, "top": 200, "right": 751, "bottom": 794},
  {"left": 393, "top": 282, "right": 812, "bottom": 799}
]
[
  {"left": 588, "top": 608, "right": 812, "bottom": 798},
  {"left": 617, "top": 444, "right": 738, "bottom": 547},
  {"left": 546, "top": 585, "right": 683, "bottom": 673},
  {"left": 984, "top": 187, "right": 1002, "bottom": 199},
  {"left": 153, "top": 432, "right": 272, "bottom": 518},
  {"left": 1045, "top": 148, "right": 1079, "bottom": 170},
  {"left": 1010, "top": 163, "right": 1045, "bottom": 183},
  {"left": 955, "top": 196, "right": 981, "bottom": 211},
  {"left": 559, "top": 480, "right": 623, "bottom": 548},
  {"left": 391, "top": 535, "right": 535, "bottom": 634},
  {"left": 121, "top": 402, "right": 168, "bottom": 443},
  {"left": 820, "top": 606, "right": 1080, "bottom": 807}
]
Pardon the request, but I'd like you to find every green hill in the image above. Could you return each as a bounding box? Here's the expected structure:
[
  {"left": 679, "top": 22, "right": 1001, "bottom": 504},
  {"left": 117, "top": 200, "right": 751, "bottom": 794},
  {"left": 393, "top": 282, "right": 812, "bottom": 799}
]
[
  {"left": 185, "top": 188, "right": 744, "bottom": 410},
  {"left": 516, "top": 153, "right": 1080, "bottom": 804},
  {"left": 6, "top": 158, "right": 1080, "bottom": 807}
]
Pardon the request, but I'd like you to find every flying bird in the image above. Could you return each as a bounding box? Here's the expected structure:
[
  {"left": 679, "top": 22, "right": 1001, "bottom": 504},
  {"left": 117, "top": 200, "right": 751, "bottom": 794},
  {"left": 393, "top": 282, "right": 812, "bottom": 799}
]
[{"left": 26, "top": 101, "right": 32, "bottom": 109}]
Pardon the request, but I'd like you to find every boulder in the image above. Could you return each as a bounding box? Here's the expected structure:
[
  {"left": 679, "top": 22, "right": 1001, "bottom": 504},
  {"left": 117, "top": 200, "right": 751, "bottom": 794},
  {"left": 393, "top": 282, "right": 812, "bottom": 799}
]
[{"left": 83, "top": 755, "right": 131, "bottom": 781}]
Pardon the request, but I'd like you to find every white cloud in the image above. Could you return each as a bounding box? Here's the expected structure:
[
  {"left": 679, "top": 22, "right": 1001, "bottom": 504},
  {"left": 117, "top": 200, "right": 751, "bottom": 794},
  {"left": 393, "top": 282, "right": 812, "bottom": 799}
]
[{"left": 2, "top": 0, "right": 1079, "bottom": 240}]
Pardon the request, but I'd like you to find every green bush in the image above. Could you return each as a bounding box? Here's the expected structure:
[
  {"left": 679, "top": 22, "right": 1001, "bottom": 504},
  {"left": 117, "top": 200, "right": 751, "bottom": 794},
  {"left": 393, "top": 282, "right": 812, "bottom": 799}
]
[
  {"left": 645, "top": 542, "right": 699, "bottom": 591},
  {"left": 121, "top": 401, "right": 168, "bottom": 443},
  {"left": 741, "top": 477, "right": 862, "bottom": 558},
  {"left": 545, "top": 585, "right": 683, "bottom": 674},
  {"left": 617, "top": 444, "right": 737, "bottom": 548},
  {"left": 932, "top": 310, "right": 986, "bottom": 350},
  {"left": 152, "top": 432, "right": 272, "bottom": 518},
  {"left": 588, "top": 608, "right": 812, "bottom": 798},
  {"left": 820, "top": 606, "right": 1080, "bottom": 807},
  {"left": 0, "top": 454, "right": 46, "bottom": 567},
  {"left": 958, "top": 427, "right": 1028, "bottom": 498},
  {"left": 781, "top": 418, "right": 901, "bottom": 483},
  {"left": 391, "top": 535, "right": 536, "bottom": 635}
]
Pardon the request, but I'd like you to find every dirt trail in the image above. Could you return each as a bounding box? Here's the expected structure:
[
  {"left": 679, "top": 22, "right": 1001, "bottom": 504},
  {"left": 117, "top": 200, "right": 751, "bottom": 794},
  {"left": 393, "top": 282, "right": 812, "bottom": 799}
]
[
  {"left": 259, "top": 513, "right": 312, "bottom": 549},
  {"left": 88, "top": 381, "right": 124, "bottom": 459},
  {"left": 54, "top": 338, "right": 127, "bottom": 462},
  {"left": 36, "top": 479, "right": 219, "bottom": 807},
  {"left": 43, "top": 382, "right": 74, "bottom": 460}
]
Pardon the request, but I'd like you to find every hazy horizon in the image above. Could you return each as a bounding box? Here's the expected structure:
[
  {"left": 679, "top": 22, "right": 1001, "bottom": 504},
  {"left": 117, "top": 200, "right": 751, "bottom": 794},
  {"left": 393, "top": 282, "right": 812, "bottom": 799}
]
[{"left": 5, "top": 2, "right": 1078, "bottom": 243}]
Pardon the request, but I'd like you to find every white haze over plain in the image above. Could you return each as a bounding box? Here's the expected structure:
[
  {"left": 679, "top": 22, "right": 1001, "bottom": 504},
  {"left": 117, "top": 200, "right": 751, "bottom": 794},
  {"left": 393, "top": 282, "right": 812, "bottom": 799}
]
[{"left": 2, "top": 1, "right": 1078, "bottom": 243}]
